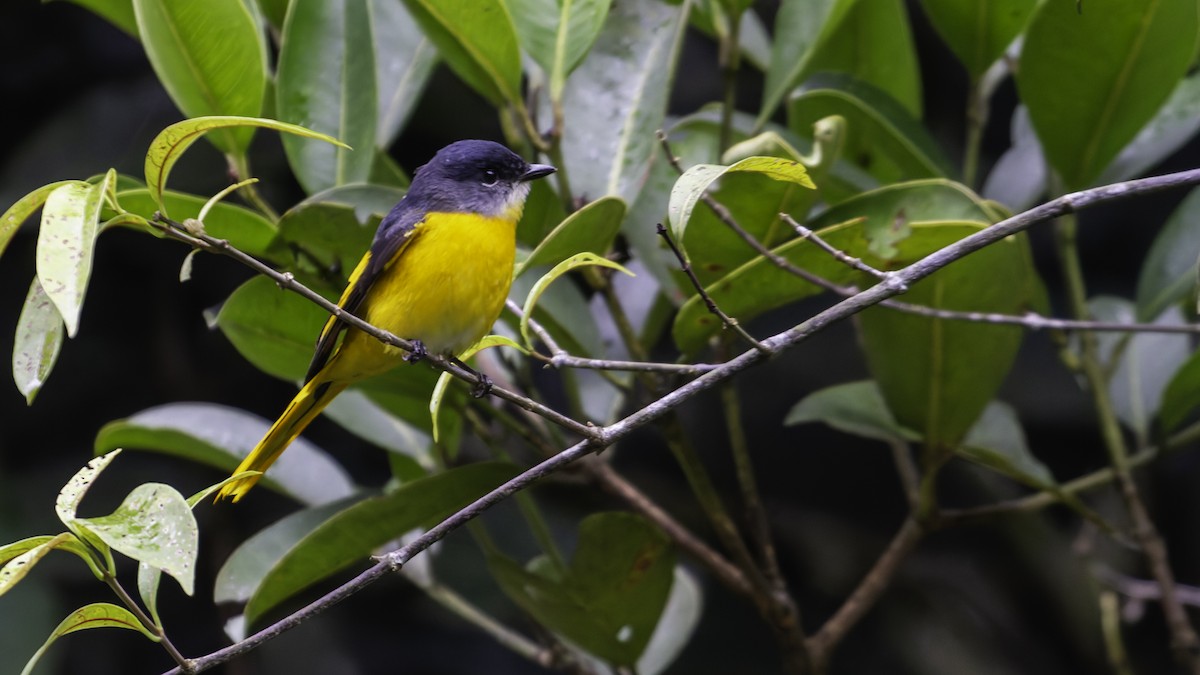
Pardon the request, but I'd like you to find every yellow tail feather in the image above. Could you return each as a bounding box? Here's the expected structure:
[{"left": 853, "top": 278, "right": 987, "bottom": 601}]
[{"left": 215, "top": 377, "right": 349, "bottom": 502}]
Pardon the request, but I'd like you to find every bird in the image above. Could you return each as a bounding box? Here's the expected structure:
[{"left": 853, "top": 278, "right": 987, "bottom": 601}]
[{"left": 216, "top": 140, "right": 556, "bottom": 501}]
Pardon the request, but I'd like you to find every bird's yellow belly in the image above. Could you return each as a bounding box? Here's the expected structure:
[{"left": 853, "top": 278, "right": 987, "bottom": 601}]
[{"left": 325, "top": 213, "right": 516, "bottom": 381}]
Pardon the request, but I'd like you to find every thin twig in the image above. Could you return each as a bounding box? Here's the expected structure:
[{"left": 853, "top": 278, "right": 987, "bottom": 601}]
[
  {"left": 656, "top": 223, "right": 769, "bottom": 353},
  {"left": 105, "top": 573, "right": 192, "bottom": 672}
]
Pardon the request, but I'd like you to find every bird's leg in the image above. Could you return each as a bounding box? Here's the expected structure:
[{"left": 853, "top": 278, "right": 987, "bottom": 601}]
[
  {"left": 450, "top": 356, "right": 493, "bottom": 398},
  {"left": 403, "top": 340, "right": 427, "bottom": 364}
]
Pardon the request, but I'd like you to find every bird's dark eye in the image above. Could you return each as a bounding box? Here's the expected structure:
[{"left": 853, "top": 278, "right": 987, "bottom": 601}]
[{"left": 481, "top": 169, "right": 499, "bottom": 186}]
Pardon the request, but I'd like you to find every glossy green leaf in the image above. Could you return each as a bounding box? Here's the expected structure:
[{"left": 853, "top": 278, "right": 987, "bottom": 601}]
[
  {"left": 214, "top": 495, "right": 365, "bottom": 608},
  {"left": 515, "top": 196, "right": 626, "bottom": 278},
  {"left": 13, "top": 278, "right": 64, "bottom": 405},
  {"left": 857, "top": 227, "right": 1034, "bottom": 449},
  {"left": 242, "top": 461, "right": 517, "bottom": 625},
  {"left": 75, "top": 483, "right": 198, "bottom": 595},
  {"left": 668, "top": 155, "right": 815, "bottom": 247},
  {"left": 276, "top": 184, "right": 405, "bottom": 271},
  {"left": 1018, "top": 0, "right": 1197, "bottom": 189},
  {"left": 1090, "top": 298, "right": 1190, "bottom": 441},
  {"left": 784, "top": 380, "right": 918, "bottom": 442},
  {"left": 672, "top": 181, "right": 999, "bottom": 353},
  {"left": 519, "top": 253, "right": 634, "bottom": 349},
  {"left": 788, "top": 74, "right": 953, "bottom": 185},
  {"left": 95, "top": 402, "right": 355, "bottom": 505},
  {"left": 759, "top": 0, "right": 857, "bottom": 129},
  {"left": 113, "top": 188, "right": 278, "bottom": 258},
  {"left": 35, "top": 181, "right": 102, "bottom": 337},
  {"left": 489, "top": 512, "right": 674, "bottom": 666},
  {"left": 552, "top": 0, "right": 690, "bottom": 203},
  {"left": 277, "top": 0, "right": 378, "bottom": 194},
  {"left": 401, "top": 0, "right": 522, "bottom": 108},
  {"left": 918, "top": 0, "right": 1037, "bottom": 80},
  {"left": 1136, "top": 187, "right": 1200, "bottom": 321},
  {"left": 323, "top": 389, "right": 436, "bottom": 469},
  {"left": 506, "top": 268, "right": 605, "bottom": 357},
  {"left": 372, "top": 0, "right": 438, "bottom": 148},
  {"left": 64, "top": 0, "right": 140, "bottom": 36},
  {"left": 21, "top": 603, "right": 158, "bottom": 675},
  {"left": 508, "top": 0, "right": 612, "bottom": 100},
  {"left": 132, "top": 0, "right": 267, "bottom": 155},
  {"left": 145, "top": 116, "right": 346, "bottom": 215},
  {"left": 806, "top": 0, "right": 922, "bottom": 116},
  {"left": 216, "top": 275, "right": 337, "bottom": 381}
]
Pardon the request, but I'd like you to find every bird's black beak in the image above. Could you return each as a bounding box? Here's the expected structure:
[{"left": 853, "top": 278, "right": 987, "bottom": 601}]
[{"left": 520, "top": 163, "right": 557, "bottom": 182}]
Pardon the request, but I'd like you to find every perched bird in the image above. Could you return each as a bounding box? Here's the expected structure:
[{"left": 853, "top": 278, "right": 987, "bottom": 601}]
[{"left": 216, "top": 140, "right": 556, "bottom": 501}]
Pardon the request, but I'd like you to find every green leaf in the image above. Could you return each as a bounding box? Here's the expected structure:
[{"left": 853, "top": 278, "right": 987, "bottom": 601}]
[
  {"left": 12, "top": 278, "right": 64, "bottom": 405},
  {"left": 636, "top": 566, "right": 702, "bottom": 675},
  {"left": 35, "top": 181, "right": 102, "bottom": 337},
  {"left": 400, "top": 0, "right": 522, "bottom": 108},
  {"left": 1160, "top": 347, "right": 1200, "bottom": 432},
  {"left": 806, "top": 0, "right": 922, "bottom": 116},
  {"left": 688, "top": 2, "right": 772, "bottom": 71},
  {"left": 74, "top": 483, "right": 198, "bottom": 596},
  {"left": 276, "top": 184, "right": 406, "bottom": 272},
  {"left": 918, "top": 0, "right": 1037, "bottom": 80},
  {"left": 668, "top": 155, "right": 815, "bottom": 249},
  {"left": 1017, "top": 0, "right": 1198, "bottom": 189},
  {"left": 144, "top": 116, "right": 347, "bottom": 215},
  {"left": 322, "top": 389, "right": 436, "bottom": 469},
  {"left": 857, "top": 227, "right": 1034, "bottom": 449},
  {"left": 508, "top": 0, "right": 613, "bottom": 100},
  {"left": 553, "top": 0, "right": 690, "bottom": 203},
  {"left": 1090, "top": 298, "right": 1190, "bottom": 441},
  {"left": 759, "top": 0, "right": 857, "bottom": 129},
  {"left": 372, "top": 0, "right": 438, "bottom": 148},
  {"left": 56, "top": 450, "right": 122, "bottom": 526},
  {"left": 277, "top": 0, "right": 378, "bottom": 194},
  {"left": 671, "top": 181, "right": 999, "bottom": 353},
  {"left": 132, "top": 0, "right": 268, "bottom": 155},
  {"left": 1099, "top": 70, "right": 1200, "bottom": 184},
  {"left": 788, "top": 74, "right": 953, "bottom": 185},
  {"left": 958, "top": 401, "right": 1053, "bottom": 488},
  {"left": 1, "top": 182, "right": 80, "bottom": 263},
  {"left": 214, "top": 496, "right": 365, "bottom": 608},
  {"left": 64, "top": 0, "right": 140, "bottom": 36},
  {"left": 215, "top": 275, "right": 336, "bottom": 382},
  {"left": 520, "top": 253, "right": 634, "bottom": 349},
  {"left": 784, "top": 380, "right": 918, "bottom": 443},
  {"left": 1136, "top": 187, "right": 1200, "bottom": 321},
  {"left": 515, "top": 195, "right": 626, "bottom": 278},
  {"left": 137, "top": 562, "right": 164, "bottom": 629},
  {"left": 0, "top": 534, "right": 73, "bottom": 600},
  {"left": 95, "top": 402, "right": 356, "bottom": 505},
  {"left": 507, "top": 268, "right": 606, "bottom": 357},
  {"left": 431, "top": 335, "right": 527, "bottom": 442},
  {"left": 489, "top": 512, "right": 675, "bottom": 666},
  {"left": 241, "top": 461, "right": 517, "bottom": 625},
  {"left": 21, "top": 603, "right": 158, "bottom": 675},
  {"left": 112, "top": 188, "right": 278, "bottom": 258}
]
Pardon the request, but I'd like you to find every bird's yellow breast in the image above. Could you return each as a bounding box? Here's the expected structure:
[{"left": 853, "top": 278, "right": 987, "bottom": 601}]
[{"left": 324, "top": 212, "right": 517, "bottom": 382}]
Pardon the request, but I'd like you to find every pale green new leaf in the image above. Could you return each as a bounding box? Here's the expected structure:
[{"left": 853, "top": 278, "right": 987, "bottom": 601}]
[
  {"left": 520, "top": 253, "right": 634, "bottom": 349},
  {"left": 21, "top": 603, "right": 158, "bottom": 675},
  {"left": 13, "top": 278, "right": 64, "bottom": 405},
  {"left": 35, "top": 181, "right": 102, "bottom": 337}
]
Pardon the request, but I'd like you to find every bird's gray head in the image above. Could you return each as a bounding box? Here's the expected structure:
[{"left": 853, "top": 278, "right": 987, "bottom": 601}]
[{"left": 409, "top": 140, "right": 556, "bottom": 218}]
